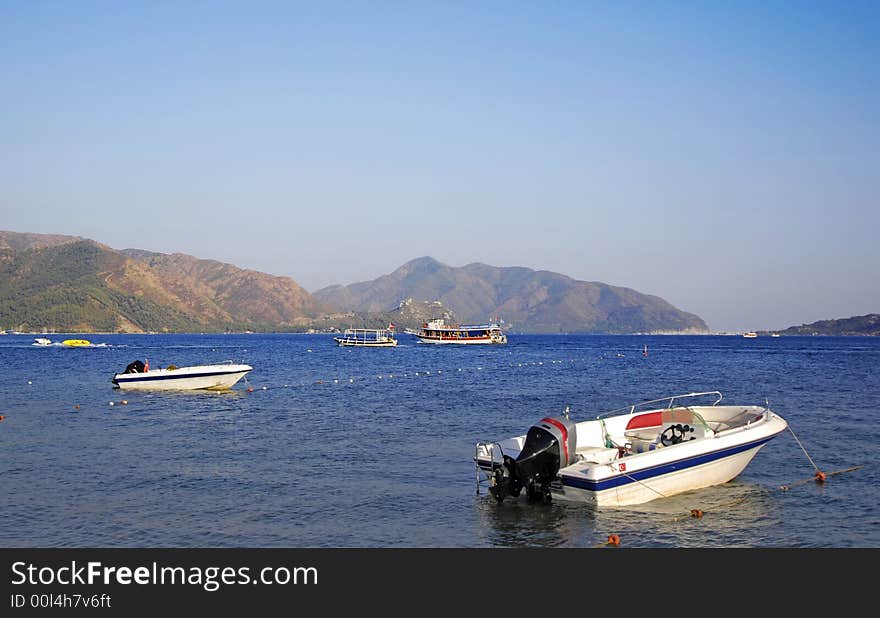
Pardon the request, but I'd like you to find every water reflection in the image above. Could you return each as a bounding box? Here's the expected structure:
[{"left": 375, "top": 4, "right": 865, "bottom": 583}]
[
  {"left": 475, "top": 497, "right": 592, "bottom": 547},
  {"left": 475, "top": 481, "right": 781, "bottom": 548}
]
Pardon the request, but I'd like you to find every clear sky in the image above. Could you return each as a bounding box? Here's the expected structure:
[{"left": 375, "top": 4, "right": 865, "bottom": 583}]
[{"left": 2, "top": 1, "right": 877, "bottom": 332}]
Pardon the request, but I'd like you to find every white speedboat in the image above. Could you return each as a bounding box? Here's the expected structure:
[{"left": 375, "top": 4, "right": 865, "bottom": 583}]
[
  {"left": 111, "top": 360, "right": 253, "bottom": 391},
  {"left": 475, "top": 391, "right": 787, "bottom": 507},
  {"left": 33, "top": 337, "right": 52, "bottom": 346}
]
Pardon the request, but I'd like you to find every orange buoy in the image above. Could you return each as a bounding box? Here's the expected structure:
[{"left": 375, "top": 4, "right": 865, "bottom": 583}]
[
  {"left": 814, "top": 471, "right": 827, "bottom": 483},
  {"left": 121, "top": 400, "right": 128, "bottom": 405},
  {"left": 247, "top": 387, "right": 254, "bottom": 392},
  {"left": 690, "top": 509, "right": 704, "bottom": 518},
  {"left": 0, "top": 415, "right": 5, "bottom": 422},
  {"left": 74, "top": 405, "right": 80, "bottom": 410},
  {"left": 607, "top": 534, "right": 621, "bottom": 546}
]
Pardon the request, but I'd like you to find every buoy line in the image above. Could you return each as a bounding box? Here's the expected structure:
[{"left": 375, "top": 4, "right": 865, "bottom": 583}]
[{"left": 241, "top": 355, "right": 579, "bottom": 393}]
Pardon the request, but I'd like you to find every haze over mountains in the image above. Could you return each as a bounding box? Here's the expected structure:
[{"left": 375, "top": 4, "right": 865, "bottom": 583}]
[
  {"left": 2, "top": 230, "right": 709, "bottom": 333},
  {"left": 314, "top": 257, "right": 708, "bottom": 334},
  {"left": 0, "top": 231, "right": 323, "bottom": 333}
]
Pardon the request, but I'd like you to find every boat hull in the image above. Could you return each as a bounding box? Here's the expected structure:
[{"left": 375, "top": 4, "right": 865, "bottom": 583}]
[
  {"left": 415, "top": 335, "right": 506, "bottom": 345},
  {"left": 556, "top": 440, "right": 770, "bottom": 507},
  {"left": 112, "top": 364, "right": 252, "bottom": 391},
  {"left": 334, "top": 338, "right": 397, "bottom": 347}
]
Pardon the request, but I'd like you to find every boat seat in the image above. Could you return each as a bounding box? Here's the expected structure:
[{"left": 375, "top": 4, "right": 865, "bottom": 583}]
[
  {"left": 575, "top": 446, "right": 619, "bottom": 464},
  {"left": 627, "top": 437, "right": 660, "bottom": 453}
]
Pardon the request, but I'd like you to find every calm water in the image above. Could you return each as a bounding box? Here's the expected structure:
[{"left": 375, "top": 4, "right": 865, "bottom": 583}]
[{"left": 1, "top": 333, "right": 877, "bottom": 548}]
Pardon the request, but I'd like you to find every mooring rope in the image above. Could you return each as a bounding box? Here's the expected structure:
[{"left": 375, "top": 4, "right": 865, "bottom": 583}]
[
  {"left": 786, "top": 424, "right": 821, "bottom": 472},
  {"left": 781, "top": 466, "right": 863, "bottom": 491},
  {"left": 616, "top": 466, "right": 669, "bottom": 500}
]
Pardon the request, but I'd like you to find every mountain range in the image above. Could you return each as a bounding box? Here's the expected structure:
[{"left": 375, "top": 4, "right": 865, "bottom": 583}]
[
  {"left": 0, "top": 231, "right": 323, "bottom": 333},
  {"left": 314, "top": 257, "right": 708, "bottom": 333},
  {"left": 770, "top": 314, "right": 880, "bottom": 336},
  {"left": 0, "top": 230, "right": 708, "bottom": 333}
]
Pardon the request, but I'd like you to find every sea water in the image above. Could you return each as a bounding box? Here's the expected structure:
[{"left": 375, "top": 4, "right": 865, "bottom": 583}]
[{"left": 0, "top": 333, "right": 877, "bottom": 547}]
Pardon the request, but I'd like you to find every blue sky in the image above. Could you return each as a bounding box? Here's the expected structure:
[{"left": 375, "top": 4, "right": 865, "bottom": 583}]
[{"left": 2, "top": 1, "right": 877, "bottom": 331}]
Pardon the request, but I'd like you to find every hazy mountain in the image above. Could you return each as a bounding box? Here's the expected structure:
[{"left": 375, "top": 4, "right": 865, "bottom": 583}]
[
  {"left": 304, "top": 298, "right": 457, "bottom": 334},
  {"left": 0, "top": 232, "right": 323, "bottom": 332},
  {"left": 0, "top": 230, "right": 84, "bottom": 252},
  {"left": 314, "top": 257, "right": 708, "bottom": 334},
  {"left": 773, "top": 314, "right": 880, "bottom": 336},
  {"left": 0, "top": 232, "right": 708, "bottom": 334}
]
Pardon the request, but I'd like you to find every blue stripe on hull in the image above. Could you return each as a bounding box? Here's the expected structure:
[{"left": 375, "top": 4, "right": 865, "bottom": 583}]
[{"left": 561, "top": 434, "right": 779, "bottom": 493}]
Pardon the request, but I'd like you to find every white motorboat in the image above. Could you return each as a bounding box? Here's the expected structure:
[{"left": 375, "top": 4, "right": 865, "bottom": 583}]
[
  {"left": 475, "top": 391, "right": 788, "bottom": 507},
  {"left": 111, "top": 360, "right": 253, "bottom": 391},
  {"left": 33, "top": 337, "right": 52, "bottom": 346}
]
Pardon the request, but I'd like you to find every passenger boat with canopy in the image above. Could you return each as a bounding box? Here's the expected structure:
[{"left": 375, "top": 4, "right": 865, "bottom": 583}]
[
  {"left": 411, "top": 318, "right": 507, "bottom": 345},
  {"left": 334, "top": 326, "right": 398, "bottom": 347},
  {"left": 475, "top": 391, "right": 787, "bottom": 507}
]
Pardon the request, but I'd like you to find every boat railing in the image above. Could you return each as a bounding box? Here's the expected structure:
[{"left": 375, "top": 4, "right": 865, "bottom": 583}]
[
  {"left": 474, "top": 441, "right": 506, "bottom": 495},
  {"left": 595, "top": 391, "right": 723, "bottom": 420}
]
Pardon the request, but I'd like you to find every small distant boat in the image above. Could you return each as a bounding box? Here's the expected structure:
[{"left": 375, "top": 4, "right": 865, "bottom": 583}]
[
  {"left": 62, "top": 339, "right": 92, "bottom": 347},
  {"left": 334, "top": 327, "right": 398, "bottom": 347},
  {"left": 475, "top": 391, "right": 787, "bottom": 507},
  {"left": 771, "top": 333, "right": 781, "bottom": 338},
  {"left": 743, "top": 332, "right": 758, "bottom": 338},
  {"left": 111, "top": 360, "right": 253, "bottom": 391},
  {"left": 411, "top": 318, "right": 507, "bottom": 345},
  {"left": 33, "top": 337, "right": 52, "bottom": 346}
]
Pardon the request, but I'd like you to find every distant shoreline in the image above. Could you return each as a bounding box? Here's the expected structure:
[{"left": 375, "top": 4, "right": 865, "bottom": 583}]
[{"left": 4, "top": 331, "right": 877, "bottom": 337}]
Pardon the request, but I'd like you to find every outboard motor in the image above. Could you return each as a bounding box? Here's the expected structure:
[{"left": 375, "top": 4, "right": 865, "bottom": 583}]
[
  {"left": 489, "top": 416, "right": 577, "bottom": 504},
  {"left": 124, "top": 360, "right": 146, "bottom": 374}
]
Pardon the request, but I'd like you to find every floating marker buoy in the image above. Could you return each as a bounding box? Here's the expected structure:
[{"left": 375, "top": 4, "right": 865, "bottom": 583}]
[
  {"left": 690, "top": 509, "right": 704, "bottom": 518},
  {"left": 28, "top": 381, "right": 32, "bottom": 385},
  {"left": 607, "top": 534, "right": 621, "bottom": 546},
  {"left": 349, "top": 378, "right": 353, "bottom": 383},
  {"left": 334, "top": 379, "right": 338, "bottom": 384},
  {"left": 247, "top": 387, "right": 254, "bottom": 392},
  {"left": 74, "top": 405, "right": 80, "bottom": 410},
  {"left": 262, "top": 386, "right": 267, "bottom": 390},
  {"left": 121, "top": 400, "right": 128, "bottom": 405},
  {"left": 109, "top": 401, "right": 115, "bottom": 406},
  {"left": 814, "top": 471, "right": 827, "bottom": 483},
  {"left": 0, "top": 415, "right": 5, "bottom": 422}
]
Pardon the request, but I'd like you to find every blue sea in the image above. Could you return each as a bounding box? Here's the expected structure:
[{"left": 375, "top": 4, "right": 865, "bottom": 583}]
[{"left": 1, "top": 333, "right": 877, "bottom": 548}]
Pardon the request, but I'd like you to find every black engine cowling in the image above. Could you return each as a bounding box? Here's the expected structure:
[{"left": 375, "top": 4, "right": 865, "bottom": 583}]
[
  {"left": 489, "top": 416, "right": 577, "bottom": 504},
  {"left": 123, "top": 360, "right": 146, "bottom": 374}
]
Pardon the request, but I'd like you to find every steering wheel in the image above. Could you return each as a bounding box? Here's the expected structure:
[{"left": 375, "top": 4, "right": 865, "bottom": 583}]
[{"left": 660, "top": 424, "right": 686, "bottom": 446}]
